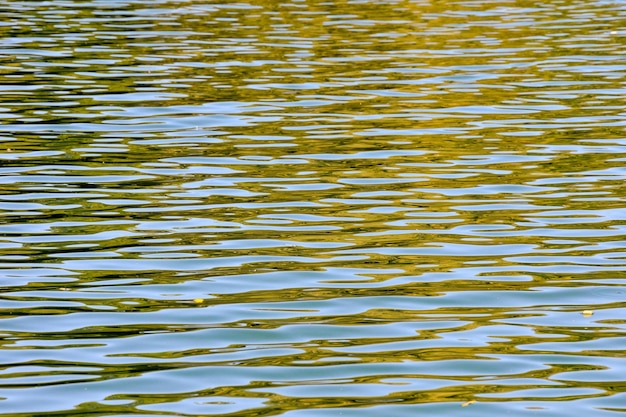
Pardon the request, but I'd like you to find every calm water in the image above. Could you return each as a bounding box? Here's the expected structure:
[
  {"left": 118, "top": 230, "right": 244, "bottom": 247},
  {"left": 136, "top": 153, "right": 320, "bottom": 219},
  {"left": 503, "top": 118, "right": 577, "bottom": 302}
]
[{"left": 1, "top": 0, "right": 626, "bottom": 415}]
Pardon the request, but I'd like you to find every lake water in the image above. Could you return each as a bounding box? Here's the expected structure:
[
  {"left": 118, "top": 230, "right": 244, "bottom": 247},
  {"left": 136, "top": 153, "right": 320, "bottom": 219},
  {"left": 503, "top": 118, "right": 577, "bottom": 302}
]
[{"left": 1, "top": 0, "right": 626, "bottom": 415}]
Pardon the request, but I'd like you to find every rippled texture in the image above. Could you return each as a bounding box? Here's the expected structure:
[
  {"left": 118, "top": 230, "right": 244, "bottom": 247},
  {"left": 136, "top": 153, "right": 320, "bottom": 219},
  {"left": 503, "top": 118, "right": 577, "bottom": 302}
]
[{"left": 1, "top": 0, "right": 626, "bottom": 415}]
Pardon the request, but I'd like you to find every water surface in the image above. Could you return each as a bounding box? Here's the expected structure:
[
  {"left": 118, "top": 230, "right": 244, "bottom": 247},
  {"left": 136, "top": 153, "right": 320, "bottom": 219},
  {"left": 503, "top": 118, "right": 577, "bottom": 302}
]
[{"left": 1, "top": 0, "right": 626, "bottom": 415}]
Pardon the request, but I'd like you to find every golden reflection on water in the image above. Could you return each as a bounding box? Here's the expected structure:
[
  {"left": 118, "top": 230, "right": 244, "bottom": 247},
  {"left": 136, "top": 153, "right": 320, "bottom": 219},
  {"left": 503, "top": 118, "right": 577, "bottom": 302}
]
[{"left": 0, "top": 0, "right": 626, "bottom": 415}]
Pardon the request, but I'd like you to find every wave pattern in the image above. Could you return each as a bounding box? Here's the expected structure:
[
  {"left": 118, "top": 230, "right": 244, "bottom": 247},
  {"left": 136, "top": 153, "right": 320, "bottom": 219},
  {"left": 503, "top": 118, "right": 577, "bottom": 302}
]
[{"left": 0, "top": 0, "right": 625, "bottom": 415}]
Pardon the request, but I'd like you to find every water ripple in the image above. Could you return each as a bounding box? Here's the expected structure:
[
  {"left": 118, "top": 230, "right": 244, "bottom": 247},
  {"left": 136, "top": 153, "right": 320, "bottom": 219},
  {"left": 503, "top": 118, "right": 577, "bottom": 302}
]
[{"left": 0, "top": 0, "right": 625, "bottom": 415}]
